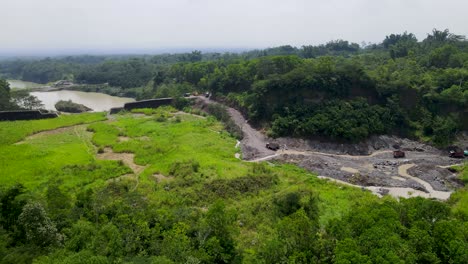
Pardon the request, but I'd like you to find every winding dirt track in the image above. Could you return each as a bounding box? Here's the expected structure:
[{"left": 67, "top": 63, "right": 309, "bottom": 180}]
[
  {"left": 249, "top": 149, "right": 394, "bottom": 162},
  {"left": 249, "top": 150, "right": 453, "bottom": 200},
  {"left": 319, "top": 163, "right": 452, "bottom": 200}
]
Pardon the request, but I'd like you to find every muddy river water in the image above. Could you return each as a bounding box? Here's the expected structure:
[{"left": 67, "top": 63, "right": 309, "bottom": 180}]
[
  {"left": 30, "top": 90, "right": 135, "bottom": 112},
  {"left": 8, "top": 80, "right": 135, "bottom": 112}
]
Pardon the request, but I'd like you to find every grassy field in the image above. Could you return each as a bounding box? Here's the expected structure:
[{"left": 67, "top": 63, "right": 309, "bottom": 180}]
[
  {"left": 449, "top": 163, "right": 468, "bottom": 219},
  {"left": 0, "top": 112, "right": 129, "bottom": 191},
  {"left": 1, "top": 108, "right": 466, "bottom": 262},
  {"left": 0, "top": 112, "right": 106, "bottom": 145},
  {"left": 0, "top": 108, "right": 377, "bottom": 223}
]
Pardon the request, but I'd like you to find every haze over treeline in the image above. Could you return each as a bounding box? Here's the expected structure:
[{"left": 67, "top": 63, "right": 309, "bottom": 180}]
[{"left": 1, "top": 0, "right": 468, "bottom": 56}]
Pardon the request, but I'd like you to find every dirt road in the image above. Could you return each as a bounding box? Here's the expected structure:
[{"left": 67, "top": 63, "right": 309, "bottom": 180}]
[{"left": 194, "top": 96, "right": 275, "bottom": 159}]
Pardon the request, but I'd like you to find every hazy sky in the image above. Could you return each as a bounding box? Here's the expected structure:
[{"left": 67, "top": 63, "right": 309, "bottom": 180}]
[{"left": 1, "top": 0, "right": 467, "bottom": 54}]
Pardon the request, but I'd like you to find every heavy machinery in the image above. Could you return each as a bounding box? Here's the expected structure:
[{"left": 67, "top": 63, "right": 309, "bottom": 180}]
[
  {"left": 266, "top": 142, "right": 280, "bottom": 151},
  {"left": 393, "top": 150, "right": 405, "bottom": 158}
]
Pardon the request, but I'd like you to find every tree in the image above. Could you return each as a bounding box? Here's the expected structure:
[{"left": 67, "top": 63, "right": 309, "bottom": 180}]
[
  {"left": 10, "top": 90, "right": 44, "bottom": 110},
  {"left": 424, "top": 29, "right": 465, "bottom": 46},
  {"left": 188, "top": 50, "right": 203, "bottom": 62},
  {"left": 17, "top": 202, "right": 63, "bottom": 248},
  {"left": 160, "top": 222, "right": 192, "bottom": 263},
  {"left": 432, "top": 115, "right": 458, "bottom": 146},
  {"left": 0, "top": 184, "right": 26, "bottom": 232},
  {"left": 46, "top": 182, "right": 72, "bottom": 229},
  {"left": 65, "top": 220, "right": 96, "bottom": 252},
  {"left": 0, "top": 79, "right": 12, "bottom": 110},
  {"left": 276, "top": 208, "right": 319, "bottom": 261},
  {"left": 92, "top": 223, "right": 123, "bottom": 258},
  {"left": 427, "top": 44, "right": 464, "bottom": 68}
]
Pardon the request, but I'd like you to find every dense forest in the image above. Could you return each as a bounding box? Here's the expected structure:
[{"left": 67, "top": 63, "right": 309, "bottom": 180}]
[{"left": 1, "top": 29, "right": 467, "bottom": 145}]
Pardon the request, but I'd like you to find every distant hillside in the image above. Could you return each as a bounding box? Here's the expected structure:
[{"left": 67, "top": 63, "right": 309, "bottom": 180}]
[{"left": 1, "top": 28, "right": 466, "bottom": 145}]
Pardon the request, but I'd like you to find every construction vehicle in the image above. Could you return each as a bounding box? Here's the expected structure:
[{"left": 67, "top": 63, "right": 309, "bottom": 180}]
[
  {"left": 449, "top": 150, "right": 465, "bottom": 158},
  {"left": 266, "top": 142, "right": 280, "bottom": 151},
  {"left": 393, "top": 150, "right": 405, "bottom": 158}
]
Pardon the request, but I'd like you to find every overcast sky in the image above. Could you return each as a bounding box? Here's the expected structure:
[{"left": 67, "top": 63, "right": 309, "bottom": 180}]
[{"left": 1, "top": 0, "right": 467, "bottom": 55}]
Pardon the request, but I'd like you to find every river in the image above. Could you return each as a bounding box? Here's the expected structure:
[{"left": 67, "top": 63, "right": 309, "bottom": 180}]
[
  {"left": 30, "top": 90, "right": 135, "bottom": 112},
  {"left": 7, "top": 79, "right": 135, "bottom": 112}
]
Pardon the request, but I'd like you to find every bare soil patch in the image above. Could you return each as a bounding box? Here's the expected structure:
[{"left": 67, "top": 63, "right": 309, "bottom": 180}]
[
  {"left": 97, "top": 147, "right": 146, "bottom": 174},
  {"left": 15, "top": 124, "right": 87, "bottom": 144},
  {"left": 118, "top": 136, "right": 130, "bottom": 142}
]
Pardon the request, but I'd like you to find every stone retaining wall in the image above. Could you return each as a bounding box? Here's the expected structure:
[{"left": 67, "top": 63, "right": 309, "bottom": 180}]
[
  {"left": 0, "top": 110, "right": 58, "bottom": 121},
  {"left": 110, "top": 98, "right": 174, "bottom": 114}
]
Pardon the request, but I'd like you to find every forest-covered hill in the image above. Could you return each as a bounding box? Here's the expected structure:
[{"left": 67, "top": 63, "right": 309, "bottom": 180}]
[{"left": 1, "top": 29, "right": 466, "bottom": 146}]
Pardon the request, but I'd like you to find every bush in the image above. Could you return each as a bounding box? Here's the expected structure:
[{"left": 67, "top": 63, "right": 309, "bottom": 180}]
[
  {"left": 203, "top": 173, "right": 277, "bottom": 199},
  {"left": 206, "top": 103, "right": 243, "bottom": 139},
  {"left": 155, "top": 115, "right": 167, "bottom": 122},
  {"left": 169, "top": 159, "right": 200, "bottom": 178},
  {"left": 172, "top": 97, "right": 190, "bottom": 110},
  {"left": 55, "top": 100, "right": 92, "bottom": 113},
  {"left": 274, "top": 189, "right": 320, "bottom": 220}
]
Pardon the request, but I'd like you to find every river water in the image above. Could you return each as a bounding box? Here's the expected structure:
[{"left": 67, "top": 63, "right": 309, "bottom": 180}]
[
  {"left": 30, "top": 90, "right": 135, "bottom": 112},
  {"left": 8, "top": 80, "right": 135, "bottom": 112}
]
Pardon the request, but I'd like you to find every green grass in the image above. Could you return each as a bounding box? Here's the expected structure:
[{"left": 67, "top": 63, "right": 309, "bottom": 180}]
[
  {"left": 86, "top": 110, "right": 379, "bottom": 226},
  {"left": 0, "top": 107, "right": 409, "bottom": 257},
  {"left": 1, "top": 108, "right": 382, "bottom": 222},
  {"left": 449, "top": 163, "right": 468, "bottom": 219},
  {"left": 0, "top": 113, "right": 129, "bottom": 191},
  {"left": 130, "top": 106, "right": 178, "bottom": 116},
  {"left": 0, "top": 112, "right": 106, "bottom": 146},
  {"left": 0, "top": 123, "right": 131, "bottom": 191},
  {"left": 4, "top": 107, "right": 466, "bottom": 262}
]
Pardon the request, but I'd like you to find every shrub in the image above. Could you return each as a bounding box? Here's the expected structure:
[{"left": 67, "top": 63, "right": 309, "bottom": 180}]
[
  {"left": 172, "top": 97, "right": 190, "bottom": 110},
  {"left": 173, "top": 116, "right": 182, "bottom": 123},
  {"left": 203, "top": 174, "right": 277, "bottom": 199},
  {"left": 206, "top": 103, "right": 243, "bottom": 140},
  {"left": 55, "top": 100, "right": 92, "bottom": 113},
  {"left": 274, "top": 189, "right": 319, "bottom": 219},
  {"left": 169, "top": 160, "right": 200, "bottom": 178},
  {"left": 155, "top": 115, "right": 167, "bottom": 122}
]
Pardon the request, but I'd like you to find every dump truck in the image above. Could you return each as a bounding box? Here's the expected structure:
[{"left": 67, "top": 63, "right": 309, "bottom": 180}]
[
  {"left": 393, "top": 150, "right": 405, "bottom": 158},
  {"left": 266, "top": 142, "right": 280, "bottom": 151},
  {"left": 449, "top": 150, "right": 465, "bottom": 158}
]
